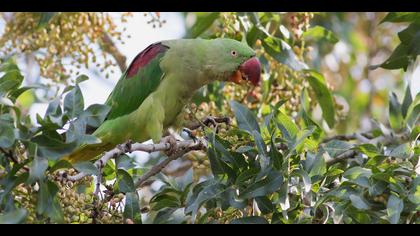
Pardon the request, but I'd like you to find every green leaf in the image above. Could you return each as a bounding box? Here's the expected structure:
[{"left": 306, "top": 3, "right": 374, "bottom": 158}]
[
  {"left": 37, "top": 12, "right": 56, "bottom": 28},
  {"left": 124, "top": 192, "right": 142, "bottom": 224},
  {"left": 29, "top": 153, "right": 48, "bottom": 183},
  {"left": 230, "top": 100, "right": 260, "bottom": 134},
  {"left": 32, "top": 131, "right": 78, "bottom": 160},
  {"left": 405, "top": 93, "right": 420, "bottom": 128},
  {"left": 387, "top": 194, "right": 404, "bottom": 224},
  {"left": 303, "top": 26, "right": 339, "bottom": 44},
  {"left": 388, "top": 92, "right": 404, "bottom": 130},
  {"left": 389, "top": 143, "right": 412, "bottom": 159},
  {"left": 262, "top": 36, "right": 308, "bottom": 71},
  {"left": 287, "top": 127, "right": 315, "bottom": 157},
  {"left": 49, "top": 159, "right": 72, "bottom": 173},
  {"left": 0, "top": 121, "right": 16, "bottom": 148},
  {"left": 235, "top": 145, "right": 253, "bottom": 153},
  {"left": 308, "top": 149, "right": 327, "bottom": 178},
  {"left": 116, "top": 169, "right": 135, "bottom": 193},
  {"left": 276, "top": 111, "right": 298, "bottom": 141},
  {"left": 37, "top": 180, "right": 64, "bottom": 223},
  {"left": 65, "top": 118, "right": 87, "bottom": 143},
  {"left": 323, "top": 140, "right": 353, "bottom": 158},
  {"left": 73, "top": 162, "right": 99, "bottom": 176},
  {"left": 150, "top": 194, "right": 181, "bottom": 211},
  {"left": 185, "top": 181, "right": 225, "bottom": 222},
  {"left": 398, "top": 23, "right": 420, "bottom": 45},
  {"left": 207, "top": 144, "right": 226, "bottom": 176},
  {"left": 0, "top": 70, "right": 24, "bottom": 95},
  {"left": 190, "top": 12, "right": 220, "bottom": 38},
  {"left": 410, "top": 125, "right": 420, "bottom": 141},
  {"left": 152, "top": 208, "right": 180, "bottom": 224},
  {"left": 401, "top": 85, "right": 413, "bottom": 118},
  {"left": 0, "top": 209, "right": 28, "bottom": 224},
  {"left": 8, "top": 85, "right": 38, "bottom": 102},
  {"left": 300, "top": 89, "right": 323, "bottom": 140},
  {"left": 116, "top": 154, "right": 137, "bottom": 171},
  {"left": 278, "top": 179, "right": 289, "bottom": 210},
  {"left": 408, "top": 184, "right": 420, "bottom": 205},
  {"left": 269, "top": 135, "right": 283, "bottom": 170},
  {"left": 255, "top": 196, "right": 274, "bottom": 214},
  {"left": 369, "top": 179, "right": 387, "bottom": 196},
  {"left": 380, "top": 12, "right": 420, "bottom": 24},
  {"left": 349, "top": 194, "right": 370, "bottom": 210},
  {"left": 80, "top": 104, "right": 111, "bottom": 127},
  {"left": 246, "top": 26, "right": 263, "bottom": 47},
  {"left": 356, "top": 143, "right": 380, "bottom": 158},
  {"left": 252, "top": 130, "right": 269, "bottom": 169},
  {"left": 305, "top": 70, "right": 335, "bottom": 128},
  {"left": 64, "top": 85, "right": 84, "bottom": 118},
  {"left": 0, "top": 58, "right": 20, "bottom": 72},
  {"left": 231, "top": 216, "right": 269, "bottom": 224},
  {"left": 246, "top": 12, "right": 260, "bottom": 25},
  {"left": 44, "top": 98, "right": 62, "bottom": 117},
  {"left": 370, "top": 43, "right": 409, "bottom": 71},
  {"left": 240, "top": 170, "right": 283, "bottom": 199},
  {"left": 75, "top": 74, "right": 89, "bottom": 84},
  {"left": 343, "top": 167, "right": 372, "bottom": 180},
  {"left": 294, "top": 169, "right": 312, "bottom": 193}
]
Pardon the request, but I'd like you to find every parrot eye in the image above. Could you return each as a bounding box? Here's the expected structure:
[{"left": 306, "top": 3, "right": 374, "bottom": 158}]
[{"left": 231, "top": 50, "right": 238, "bottom": 57}]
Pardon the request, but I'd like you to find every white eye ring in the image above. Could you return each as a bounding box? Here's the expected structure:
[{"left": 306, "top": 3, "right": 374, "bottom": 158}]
[{"left": 231, "top": 50, "right": 237, "bottom": 57}]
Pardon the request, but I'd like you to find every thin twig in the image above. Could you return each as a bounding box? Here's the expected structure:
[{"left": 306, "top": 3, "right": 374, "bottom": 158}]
[
  {"left": 134, "top": 141, "right": 206, "bottom": 188},
  {"left": 186, "top": 116, "right": 231, "bottom": 131},
  {"left": 321, "top": 132, "right": 374, "bottom": 143},
  {"left": 0, "top": 147, "right": 30, "bottom": 171},
  {"left": 100, "top": 33, "right": 127, "bottom": 73},
  {"left": 326, "top": 150, "right": 357, "bottom": 167}
]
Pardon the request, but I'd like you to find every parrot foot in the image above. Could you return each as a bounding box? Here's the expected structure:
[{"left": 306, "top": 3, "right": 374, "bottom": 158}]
[
  {"left": 161, "top": 135, "right": 178, "bottom": 156},
  {"left": 182, "top": 128, "right": 198, "bottom": 143},
  {"left": 117, "top": 139, "right": 133, "bottom": 153}
]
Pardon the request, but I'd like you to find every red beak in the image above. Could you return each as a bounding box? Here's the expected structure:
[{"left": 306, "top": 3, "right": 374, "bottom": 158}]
[{"left": 229, "top": 57, "right": 261, "bottom": 86}]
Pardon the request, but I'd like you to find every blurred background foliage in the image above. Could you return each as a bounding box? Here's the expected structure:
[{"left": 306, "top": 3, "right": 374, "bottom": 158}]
[{"left": 0, "top": 12, "right": 419, "bottom": 224}]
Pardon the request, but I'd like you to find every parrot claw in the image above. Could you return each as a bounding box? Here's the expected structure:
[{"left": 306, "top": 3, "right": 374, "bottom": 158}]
[
  {"left": 117, "top": 139, "right": 133, "bottom": 153},
  {"left": 161, "top": 135, "right": 178, "bottom": 156},
  {"left": 182, "top": 128, "right": 198, "bottom": 143}
]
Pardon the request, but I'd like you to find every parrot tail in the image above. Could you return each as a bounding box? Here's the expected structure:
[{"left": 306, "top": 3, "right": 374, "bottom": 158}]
[{"left": 62, "top": 142, "right": 114, "bottom": 164}]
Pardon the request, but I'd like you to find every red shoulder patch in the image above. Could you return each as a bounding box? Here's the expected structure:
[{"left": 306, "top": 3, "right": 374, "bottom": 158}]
[{"left": 126, "top": 42, "right": 169, "bottom": 78}]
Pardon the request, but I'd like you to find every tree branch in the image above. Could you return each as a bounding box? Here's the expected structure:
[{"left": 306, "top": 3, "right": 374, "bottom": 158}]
[
  {"left": 326, "top": 150, "right": 357, "bottom": 167},
  {"left": 64, "top": 137, "right": 207, "bottom": 182},
  {"left": 100, "top": 33, "right": 127, "bottom": 73}
]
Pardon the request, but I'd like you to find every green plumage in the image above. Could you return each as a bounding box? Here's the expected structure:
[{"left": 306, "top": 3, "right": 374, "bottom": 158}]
[{"left": 64, "top": 38, "right": 256, "bottom": 163}]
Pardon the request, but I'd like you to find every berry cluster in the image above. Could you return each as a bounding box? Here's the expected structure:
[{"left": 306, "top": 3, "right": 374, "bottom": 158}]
[
  {"left": 289, "top": 12, "right": 314, "bottom": 40},
  {"left": 144, "top": 12, "right": 167, "bottom": 28},
  {"left": 11, "top": 169, "right": 127, "bottom": 224},
  {"left": 0, "top": 12, "right": 132, "bottom": 81}
]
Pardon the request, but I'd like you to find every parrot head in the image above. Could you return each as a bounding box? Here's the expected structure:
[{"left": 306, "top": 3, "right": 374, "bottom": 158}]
[{"left": 207, "top": 38, "right": 261, "bottom": 86}]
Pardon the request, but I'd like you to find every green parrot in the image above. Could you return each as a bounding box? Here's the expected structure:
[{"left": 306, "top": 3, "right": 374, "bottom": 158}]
[{"left": 63, "top": 38, "right": 261, "bottom": 163}]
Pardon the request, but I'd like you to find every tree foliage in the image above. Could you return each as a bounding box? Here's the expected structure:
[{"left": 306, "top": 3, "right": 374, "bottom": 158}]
[{"left": 0, "top": 12, "right": 419, "bottom": 224}]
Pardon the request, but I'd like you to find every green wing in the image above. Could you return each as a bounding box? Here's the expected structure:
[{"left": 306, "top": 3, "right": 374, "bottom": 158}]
[{"left": 104, "top": 42, "right": 169, "bottom": 120}]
